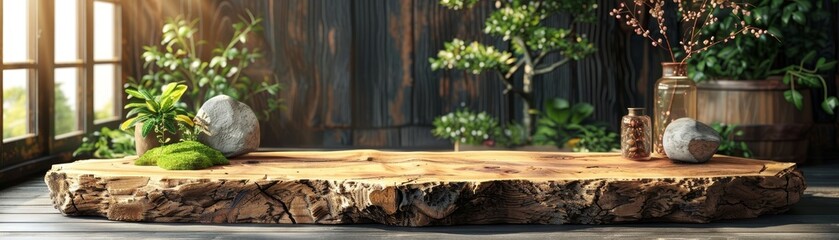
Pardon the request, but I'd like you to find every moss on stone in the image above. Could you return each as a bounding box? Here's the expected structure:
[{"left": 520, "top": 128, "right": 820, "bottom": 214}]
[{"left": 135, "top": 141, "right": 228, "bottom": 170}]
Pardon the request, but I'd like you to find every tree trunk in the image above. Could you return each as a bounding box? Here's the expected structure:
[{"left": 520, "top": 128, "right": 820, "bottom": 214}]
[
  {"left": 521, "top": 64, "right": 535, "bottom": 139},
  {"left": 46, "top": 150, "right": 805, "bottom": 226}
]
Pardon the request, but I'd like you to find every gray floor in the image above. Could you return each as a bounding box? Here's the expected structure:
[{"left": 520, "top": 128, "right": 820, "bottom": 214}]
[{"left": 1, "top": 164, "right": 837, "bottom": 239}]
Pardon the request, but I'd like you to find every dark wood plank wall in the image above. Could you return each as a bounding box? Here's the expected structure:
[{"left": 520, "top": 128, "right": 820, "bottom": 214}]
[{"left": 122, "top": 0, "right": 838, "bottom": 149}]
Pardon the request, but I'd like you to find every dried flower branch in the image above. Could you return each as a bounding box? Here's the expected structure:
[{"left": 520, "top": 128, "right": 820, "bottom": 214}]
[{"left": 610, "top": 0, "right": 772, "bottom": 63}]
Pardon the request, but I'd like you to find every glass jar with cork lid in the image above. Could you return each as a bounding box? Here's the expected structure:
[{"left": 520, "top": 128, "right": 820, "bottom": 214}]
[{"left": 621, "top": 108, "right": 652, "bottom": 160}]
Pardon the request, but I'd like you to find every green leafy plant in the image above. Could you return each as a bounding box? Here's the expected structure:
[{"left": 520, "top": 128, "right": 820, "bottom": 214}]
[
  {"left": 770, "top": 52, "right": 838, "bottom": 114},
  {"left": 496, "top": 121, "right": 528, "bottom": 148},
  {"left": 72, "top": 127, "right": 136, "bottom": 159},
  {"left": 710, "top": 123, "right": 753, "bottom": 158},
  {"left": 533, "top": 98, "right": 593, "bottom": 145},
  {"left": 432, "top": 109, "right": 501, "bottom": 150},
  {"left": 120, "top": 83, "right": 194, "bottom": 145},
  {"left": 430, "top": 0, "right": 597, "bottom": 136},
  {"left": 573, "top": 124, "right": 620, "bottom": 152},
  {"left": 689, "top": 0, "right": 838, "bottom": 114},
  {"left": 533, "top": 98, "right": 618, "bottom": 151},
  {"left": 140, "top": 12, "right": 283, "bottom": 119}
]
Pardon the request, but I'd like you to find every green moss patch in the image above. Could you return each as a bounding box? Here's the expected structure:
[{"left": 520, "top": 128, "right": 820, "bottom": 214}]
[{"left": 136, "top": 141, "right": 228, "bottom": 170}]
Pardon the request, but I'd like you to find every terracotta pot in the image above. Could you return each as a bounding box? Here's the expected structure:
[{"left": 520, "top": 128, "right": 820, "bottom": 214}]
[{"left": 134, "top": 123, "right": 180, "bottom": 156}]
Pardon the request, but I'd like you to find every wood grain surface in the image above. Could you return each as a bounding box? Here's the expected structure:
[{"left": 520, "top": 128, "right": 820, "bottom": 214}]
[{"left": 44, "top": 150, "right": 805, "bottom": 226}]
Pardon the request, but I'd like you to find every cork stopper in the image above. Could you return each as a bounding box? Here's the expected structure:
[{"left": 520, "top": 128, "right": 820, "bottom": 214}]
[{"left": 627, "top": 108, "right": 645, "bottom": 116}]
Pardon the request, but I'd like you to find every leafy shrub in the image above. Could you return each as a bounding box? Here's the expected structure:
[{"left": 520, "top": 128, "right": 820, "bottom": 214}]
[
  {"left": 710, "top": 123, "right": 753, "bottom": 158},
  {"left": 572, "top": 124, "right": 620, "bottom": 152},
  {"left": 534, "top": 98, "right": 619, "bottom": 152},
  {"left": 432, "top": 109, "right": 500, "bottom": 146},
  {"left": 496, "top": 121, "right": 528, "bottom": 148},
  {"left": 73, "top": 127, "right": 136, "bottom": 159}
]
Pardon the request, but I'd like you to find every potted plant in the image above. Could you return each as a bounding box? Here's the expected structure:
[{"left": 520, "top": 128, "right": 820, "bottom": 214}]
[
  {"left": 120, "top": 83, "right": 195, "bottom": 155},
  {"left": 429, "top": 0, "right": 598, "bottom": 139},
  {"left": 687, "top": 0, "right": 837, "bottom": 162}
]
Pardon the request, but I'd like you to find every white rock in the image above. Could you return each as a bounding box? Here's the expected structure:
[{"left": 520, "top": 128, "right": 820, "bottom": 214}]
[
  {"left": 663, "top": 118, "right": 721, "bottom": 163},
  {"left": 195, "top": 95, "right": 260, "bottom": 157}
]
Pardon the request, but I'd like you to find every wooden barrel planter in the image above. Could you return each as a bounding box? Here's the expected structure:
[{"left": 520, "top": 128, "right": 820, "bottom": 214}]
[{"left": 696, "top": 78, "right": 812, "bottom": 163}]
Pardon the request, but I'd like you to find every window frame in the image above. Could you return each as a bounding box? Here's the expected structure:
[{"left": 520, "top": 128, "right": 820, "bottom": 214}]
[
  {"left": 91, "top": 0, "right": 122, "bottom": 125},
  {"left": 1, "top": 0, "right": 46, "bottom": 167},
  {"left": 1, "top": 0, "right": 124, "bottom": 168}
]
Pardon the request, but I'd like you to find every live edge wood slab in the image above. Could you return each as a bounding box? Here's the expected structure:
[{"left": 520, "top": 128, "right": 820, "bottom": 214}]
[{"left": 44, "top": 150, "right": 805, "bottom": 226}]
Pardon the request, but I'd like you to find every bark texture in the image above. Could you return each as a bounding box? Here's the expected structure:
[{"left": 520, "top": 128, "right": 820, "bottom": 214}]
[{"left": 45, "top": 150, "right": 805, "bottom": 226}]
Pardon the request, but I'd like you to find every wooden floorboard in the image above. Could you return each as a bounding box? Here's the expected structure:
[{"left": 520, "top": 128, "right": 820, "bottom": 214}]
[
  {"left": 0, "top": 163, "right": 836, "bottom": 239},
  {"left": 2, "top": 232, "right": 836, "bottom": 240}
]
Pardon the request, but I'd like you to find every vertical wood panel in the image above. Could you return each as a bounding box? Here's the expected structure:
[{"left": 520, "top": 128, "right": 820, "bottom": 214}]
[
  {"left": 122, "top": 0, "right": 839, "bottom": 150},
  {"left": 352, "top": 0, "right": 389, "bottom": 129}
]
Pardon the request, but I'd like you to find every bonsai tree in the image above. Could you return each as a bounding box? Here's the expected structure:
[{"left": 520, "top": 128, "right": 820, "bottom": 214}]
[
  {"left": 429, "top": 0, "right": 598, "bottom": 137},
  {"left": 688, "top": 0, "right": 838, "bottom": 113}
]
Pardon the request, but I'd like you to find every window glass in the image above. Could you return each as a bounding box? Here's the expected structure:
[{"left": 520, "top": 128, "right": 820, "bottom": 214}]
[
  {"left": 2, "top": 0, "right": 31, "bottom": 63},
  {"left": 93, "top": 64, "right": 116, "bottom": 120},
  {"left": 93, "top": 1, "right": 116, "bottom": 60},
  {"left": 3, "top": 69, "right": 31, "bottom": 139},
  {"left": 55, "top": 0, "right": 80, "bottom": 62},
  {"left": 55, "top": 68, "right": 80, "bottom": 135}
]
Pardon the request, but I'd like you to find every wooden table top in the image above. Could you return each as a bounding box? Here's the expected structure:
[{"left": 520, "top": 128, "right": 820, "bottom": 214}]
[{"left": 51, "top": 150, "right": 796, "bottom": 184}]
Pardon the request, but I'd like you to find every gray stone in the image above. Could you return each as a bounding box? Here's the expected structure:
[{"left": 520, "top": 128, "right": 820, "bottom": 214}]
[
  {"left": 195, "top": 95, "right": 260, "bottom": 157},
  {"left": 663, "top": 118, "right": 721, "bottom": 163}
]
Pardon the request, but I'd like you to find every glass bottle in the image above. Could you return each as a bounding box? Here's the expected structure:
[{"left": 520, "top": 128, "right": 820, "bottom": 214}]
[
  {"left": 621, "top": 108, "right": 651, "bottom": 160},
  {"left": 653, "top": 63, "right": 697, "bottom": 156}
]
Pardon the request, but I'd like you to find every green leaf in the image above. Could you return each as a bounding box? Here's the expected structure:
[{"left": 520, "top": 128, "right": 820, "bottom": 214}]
[
  {"left": 783, "top": 90, "right": 804, "bottom": 110},
  {"left": 819, "top": 60, "right": 837, "bottom": 71},
  {"left": 124, "top": 102, "right": 147, "bottom": 110},
  {"left": 141, "top": 119, "right": 156, "bottom": 137},
  {"left": 145, "top": 99, "right": 160, "bottom": 113},
  {"left": 570, "top": 103, "right": 595, "bottom": 124},
  {"left": 120, "top": 117, "right": 138, "bottom": 131},
  {"left": 163, "top": 120, "right": 177, "bottom": 134},
  {"left": 138, "top": 88, "right": 155, "bottom": 100},
  {"left": 791, "top": 12, "right": 805, "bottom": 24},
  {"left": 160, "top": 83, "right": 179, "bottom": 98},
  {"left": 822, "top": 97, "right": 839, "bottom": 115},
  {"left": 801, "top": 51, "right": 817, "bottom": 64},
  {"left": 175, "top": 115, "right": 194, "bottom": 126},
  {"left": 544, "top": 98, "right": 570, "bottom": 123},
  {"left": 125, "top": 89, "right": 146, "bottom": 99},
  {"left": 125, "top": 107, "right": 148, "bottom": 118}
]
